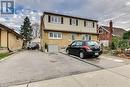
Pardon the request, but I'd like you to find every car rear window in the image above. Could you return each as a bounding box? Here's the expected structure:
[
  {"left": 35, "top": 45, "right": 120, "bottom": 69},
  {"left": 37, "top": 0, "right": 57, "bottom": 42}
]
[{"left": 86, "top": 41, "right": 98, "bottom": 46}]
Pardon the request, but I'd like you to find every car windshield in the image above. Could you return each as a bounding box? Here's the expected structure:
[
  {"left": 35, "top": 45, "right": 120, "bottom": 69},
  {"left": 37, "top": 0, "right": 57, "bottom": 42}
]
[{"left": 86, "top": 41, "right": 99, "bottom": 46}]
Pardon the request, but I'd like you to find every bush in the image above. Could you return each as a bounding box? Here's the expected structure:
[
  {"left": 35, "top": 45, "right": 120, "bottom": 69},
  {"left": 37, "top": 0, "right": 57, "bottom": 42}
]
[
  {"left": 110, "top": 42, "right": 116, "bottom": 50},
  {"left": 110, "top": 36, "right": 129, "bottom": 55}
]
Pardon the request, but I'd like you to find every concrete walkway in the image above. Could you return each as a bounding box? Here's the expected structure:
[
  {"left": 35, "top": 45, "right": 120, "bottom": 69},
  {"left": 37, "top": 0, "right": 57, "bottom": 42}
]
[{"left": 10, "top": 64, "right": 130, "bottom": 87}]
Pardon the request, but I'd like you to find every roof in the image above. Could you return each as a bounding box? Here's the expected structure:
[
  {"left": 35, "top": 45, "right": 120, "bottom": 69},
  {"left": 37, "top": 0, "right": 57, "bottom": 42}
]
[
  {"left": 99, "top": 26, "right": 126, "bottom": 37},
  {"left": 43, "top": 11, "right": 98, "bottom": 22},
  {"left": 0, "top": 23, "right": 23, "bottom": 39}
]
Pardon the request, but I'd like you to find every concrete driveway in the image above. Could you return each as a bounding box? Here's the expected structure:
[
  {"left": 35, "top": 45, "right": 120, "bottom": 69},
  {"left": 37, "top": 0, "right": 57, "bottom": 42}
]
[{"left": 0, "top": 50, "right": 100, "bottom": 87}]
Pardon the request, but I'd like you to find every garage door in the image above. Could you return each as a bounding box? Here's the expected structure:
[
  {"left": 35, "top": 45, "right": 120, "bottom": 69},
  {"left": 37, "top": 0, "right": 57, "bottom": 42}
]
[{"left": 48, "top": 45, "right": 59, "bottom": 53}]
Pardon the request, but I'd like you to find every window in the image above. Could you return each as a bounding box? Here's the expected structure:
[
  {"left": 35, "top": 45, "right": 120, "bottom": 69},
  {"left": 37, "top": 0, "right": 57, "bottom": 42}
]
[
  {"left": 49, "top": 32, "right": 53, "bottom": 37},
  {"left": 82, "top": 34, "right": 91, "bottom": 40},
  {"left": 71, "top": 41, "right": 83, "bottom": 47},
  {"left": 49, "top": 16, "right": 61, "bottom": 24},
  {"left": 71, "top": 41, "right": 77, "bottom": 46},
  {"left": 89, "top": 35, "right": 91, "bottom": 40},
  {"left": 49, "top": 32, "right": 62, "bottom": 39},
  {"left": 72, "top": 19, "right": 76, "bottom": 25},
  {"left": 72, "top": 33, "right": 77, "bottom": 41},
  {"left": 70, "top": 18, "right": 78, "bottom": 26},
  {"left": 99, "top": 29, "right": 103, "bottom": 34},
  {"left": 86, "top": 21, "right": 95, "bottom": 28},
  {"left": 76, "top": 41, "right": 83, "bottom": 46},
  {"left": 86, "top": 41, "right": 98, "bottom": 46}
]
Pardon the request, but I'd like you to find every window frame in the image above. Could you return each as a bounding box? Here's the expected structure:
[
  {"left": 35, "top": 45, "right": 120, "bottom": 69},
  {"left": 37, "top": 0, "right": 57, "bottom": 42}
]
[
  {"left": 70, "top": 18, "right": 77, "bottom": 26},
  {"left": 48, "top": 32, "right": 62, "bottom": 39},
  {"left": 50, "top": 16, "right": 61, "bottom": 24},
  {"left": 85, "top": 21, "right": 95, "bottom": 28},
  {"left": 82, "top": 34, "right": 92, "bottom": 41}
]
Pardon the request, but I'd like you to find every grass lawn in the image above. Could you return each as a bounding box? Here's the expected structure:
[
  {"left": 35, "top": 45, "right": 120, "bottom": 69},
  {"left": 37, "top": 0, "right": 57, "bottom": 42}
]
[{"left": 0, "top": 53, "right": 10, "bottom": 60}]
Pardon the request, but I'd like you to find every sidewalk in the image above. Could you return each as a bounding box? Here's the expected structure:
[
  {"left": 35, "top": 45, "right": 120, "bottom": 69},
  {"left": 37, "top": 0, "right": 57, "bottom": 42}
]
[{"left": 9, "top": 64, "right": 130, "bottom": 87}]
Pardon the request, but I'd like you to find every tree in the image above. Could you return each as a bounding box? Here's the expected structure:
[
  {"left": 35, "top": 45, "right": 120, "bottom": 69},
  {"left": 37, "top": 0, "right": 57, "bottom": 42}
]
[
  {"left": 20, "top": 16, "right": 32, "bottom": 48},
  {"left": 31, "top": 23, "right": 40, "bottom": 39},
  {"left": 123, "top": 30, "right": 130, "bottom": 39}
]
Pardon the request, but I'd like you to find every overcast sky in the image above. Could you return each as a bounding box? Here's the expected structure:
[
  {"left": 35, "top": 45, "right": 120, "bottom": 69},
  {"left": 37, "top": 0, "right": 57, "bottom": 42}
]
[{"left": 1, "top": 0, "right": 130, "bottom": 32}]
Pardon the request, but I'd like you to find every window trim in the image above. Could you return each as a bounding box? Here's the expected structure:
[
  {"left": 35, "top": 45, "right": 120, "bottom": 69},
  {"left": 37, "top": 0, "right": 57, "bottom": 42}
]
[{"left": 48, "top": 32, "right": 62, "bottom": 39}]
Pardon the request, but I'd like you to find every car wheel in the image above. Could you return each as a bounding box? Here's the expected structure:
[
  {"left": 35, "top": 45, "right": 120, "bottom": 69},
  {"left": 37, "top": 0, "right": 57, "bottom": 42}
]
[
  {"left": 80, "top": 51, "right": 85, "bottom": 59},
  {"left": 66, "top": 49, "right": 70, "bottom": 54},
  {"left": 93, "top": 55, "right": 99, "bottom": 58}
]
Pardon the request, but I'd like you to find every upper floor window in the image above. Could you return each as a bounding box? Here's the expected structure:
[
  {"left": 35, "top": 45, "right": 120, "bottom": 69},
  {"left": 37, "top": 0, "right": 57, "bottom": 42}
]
[
  {"left": 49, "top": 32, "right": 62, "bottom": 39},
  {"left": 86, "top": 21, "right": 95, "bottom": 28},
  {"left": 99, "top": 29, "right": 103, "bottom": 34},
  {"left": 48, "top": 15, "right": 63, "bottom": 24},
  {"left": 84, "top": 21, "right": 96, "bottom": 28},
  {"left": 51, "top": 16, "right": 61, "bottom": 23},
  {"left": 70, "top": 18, "right": 78, "bottom": 26}
]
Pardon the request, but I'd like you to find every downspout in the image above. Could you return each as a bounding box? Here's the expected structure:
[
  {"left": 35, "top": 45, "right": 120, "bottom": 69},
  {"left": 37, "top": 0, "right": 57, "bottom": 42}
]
[
  {"left": 7, "top": 31, "right": 9, "bottom": 51},
  {"left": 0, "top": 29, "right": 1, "bottom": 47},
  {"left": 97, "top": 24, "right": 99, "bottom": 41},
  {"left": 7, "top": 31, "right": 12, "bottom": 52}
]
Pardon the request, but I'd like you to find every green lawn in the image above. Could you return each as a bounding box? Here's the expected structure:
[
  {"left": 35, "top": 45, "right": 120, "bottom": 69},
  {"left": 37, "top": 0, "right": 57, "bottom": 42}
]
[{"left": 0, "top": 53, "right": 10, "bottom": 60}]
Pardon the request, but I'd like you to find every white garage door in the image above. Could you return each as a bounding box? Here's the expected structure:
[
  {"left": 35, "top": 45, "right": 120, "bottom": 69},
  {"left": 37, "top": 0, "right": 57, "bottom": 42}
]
[{"left": 48, "top": 45, "right": 59, "bottom": 53}]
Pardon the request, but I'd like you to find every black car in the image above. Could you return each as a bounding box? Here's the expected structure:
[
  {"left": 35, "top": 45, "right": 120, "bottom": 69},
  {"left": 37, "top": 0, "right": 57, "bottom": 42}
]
[
  {"left": 27, "top": 42, "right": 39, "bottom": 50},
  {"left": 66, "top": 40, "right": 102, "bottom": 58}
]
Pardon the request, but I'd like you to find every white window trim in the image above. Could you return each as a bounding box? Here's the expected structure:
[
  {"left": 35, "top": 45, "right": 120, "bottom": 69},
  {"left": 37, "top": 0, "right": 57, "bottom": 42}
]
[{"left": 48, "top": 32, "right": 62, "bottom": 39}]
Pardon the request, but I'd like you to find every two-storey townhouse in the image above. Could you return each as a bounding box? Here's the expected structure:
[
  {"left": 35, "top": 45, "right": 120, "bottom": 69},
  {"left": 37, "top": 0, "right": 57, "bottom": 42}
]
[{"left": 40, "top": 12, "right": 99, "bottom": 52}]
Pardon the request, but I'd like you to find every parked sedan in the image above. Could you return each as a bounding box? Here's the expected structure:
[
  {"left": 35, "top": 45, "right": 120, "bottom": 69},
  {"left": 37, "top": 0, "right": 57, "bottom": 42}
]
[{"left": 66, "top": 40, "right": 102, "bottom": 58}]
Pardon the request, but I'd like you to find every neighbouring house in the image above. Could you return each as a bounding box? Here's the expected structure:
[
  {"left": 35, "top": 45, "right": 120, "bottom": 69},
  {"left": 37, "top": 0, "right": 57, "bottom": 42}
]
[
  {"left": 98, "top": 21, "right": 126, "bottom": 46},
  {"left": 40, "top": 12, "right": 99, "bottom": 52},
  {"left": 0, "top": 23, "right": 23, "bottom": 52}
]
